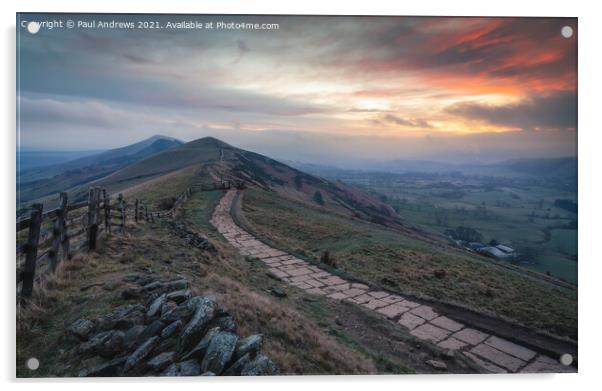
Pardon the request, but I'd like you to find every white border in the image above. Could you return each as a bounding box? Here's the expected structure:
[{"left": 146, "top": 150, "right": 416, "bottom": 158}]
[{"left": 2, "top": 1, "right": 601, "bottom": 390}]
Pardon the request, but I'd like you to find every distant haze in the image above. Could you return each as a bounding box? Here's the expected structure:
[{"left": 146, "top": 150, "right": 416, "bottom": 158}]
[{"left": 17, "top": 14, "right": 577, "bottom": 165}]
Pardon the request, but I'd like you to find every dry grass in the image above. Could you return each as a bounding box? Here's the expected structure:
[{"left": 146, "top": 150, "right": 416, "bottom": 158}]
[{"left": 199, "top": 272, "right": 377, "bottom": 375}]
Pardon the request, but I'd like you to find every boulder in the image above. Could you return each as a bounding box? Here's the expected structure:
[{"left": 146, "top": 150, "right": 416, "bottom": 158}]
[
  {"left": 97, "top": 330, "right": 125, "bottom": 358},
  {"left": 179, "top": 296, "right": 217, "bottom": 349},
  {"left": 69, "top": 318, "right": 95, "bottom": 341},
  {"left": 161, "top": 320, "right": 183, "bottom": 339},
  {"left": 210, "top": 315, "right": 236, "bottom": 333},
  {"left": 147, "top": 351, "right": 176, "bottom": 372},
  {"left": 78, "top": 331, "right": 112, "bottom": 355},
  {"left": 181, "top": 327, "right": 221, "bottom": 360},
  {"left": 200, "top": 331, "right": 238, "bottom": 375},
  {"left": 136, "top": 320, "right": 164, "bottom": 345},
  {"left": 160, "top": 360, "right": 201, "bottom": 376},
  {"left": 241, "top": 355, "right": 279, "bottom": 376},
  {"left": 160, "top": 301, "right": 181, "bottom": 323},
  {"left": 123, "top": 325, "right": 146, "bottom": 350},
  {"left": 147, "top": 294, "right": 167, "bottom": 319},
  {"left": 223, "top": 353, "right": 251, "bottom": 376},
  {"left": 123, "top": 336, "right": 160, "bottom": 373},
  {"left": 234, "top": 335, "right": 263, "bottom": 360},
  {"left": 79, "top": 357, "right": 126, "bottom": 377},
  {"left": 108, "top": 304, "right": 146, "bottom": 330},
  {"left": 166, "top": 289, "right": 192, "bottom": 304}
]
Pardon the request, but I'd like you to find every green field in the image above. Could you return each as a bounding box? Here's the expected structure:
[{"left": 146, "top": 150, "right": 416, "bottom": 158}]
[
  {"left": 240, "top": 188, "right": 577, "bottom": 339},
  {"left": 331, "top": 173, "right": 578, "bottom": 284}
]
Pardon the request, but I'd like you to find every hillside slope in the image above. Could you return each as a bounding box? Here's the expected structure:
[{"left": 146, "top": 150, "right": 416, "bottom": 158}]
[{"left": 18, "top": 136, "right": 183, "bottom": 208}]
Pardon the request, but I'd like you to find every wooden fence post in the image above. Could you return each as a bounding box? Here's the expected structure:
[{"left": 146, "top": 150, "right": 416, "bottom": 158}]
[
  {"left": 104, "top": 190, "right": 111, "bottom": 233},
  {"left": 49, "top": 192, "right": 68, "bottom": 272},
  {"left": 118, "top": 194, "right": 125, "bottom": 233},
  {"left": 61, "top": 193, "right": 71, "bottom": 260},
  {"left": 135, "top": 199, "right": 139, "bottom": 223},
  {"left": 20, "top": 203, "right": 43, "bottom": 304},
  {"left": 87, "top": 187, "right": 101, "bottom": 250}
]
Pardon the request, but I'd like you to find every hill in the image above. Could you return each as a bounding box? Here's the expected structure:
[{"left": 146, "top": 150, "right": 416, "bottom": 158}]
[
  {"left": 96, "top": 137, "right": 402, "bottom": 230},
  {"left": 17, "top": 135, "right": 183, "bottom": 208}
]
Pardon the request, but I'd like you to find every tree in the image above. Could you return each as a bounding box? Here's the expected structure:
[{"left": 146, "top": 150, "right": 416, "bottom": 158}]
[{"left": 313, "top": 191, "right": 325, "bottom": 205}]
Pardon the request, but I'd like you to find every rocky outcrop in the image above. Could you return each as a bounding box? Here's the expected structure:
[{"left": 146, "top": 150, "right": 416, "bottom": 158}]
[{"left": 72, "top": 276, "right": 278, "bottom": 377}]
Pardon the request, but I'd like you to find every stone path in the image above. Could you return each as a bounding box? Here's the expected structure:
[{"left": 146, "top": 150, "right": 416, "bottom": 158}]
[{"left": 210, "top": 190, "right": 574, "bottom": 374}]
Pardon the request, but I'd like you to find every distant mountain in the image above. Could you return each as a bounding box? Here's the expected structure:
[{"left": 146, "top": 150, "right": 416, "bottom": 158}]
[
  {"left": 494, "top": 157, "right": 577, "bottom": 178},
  {"left": 18, "top": 135, "right": 183, "bottom": 205}
]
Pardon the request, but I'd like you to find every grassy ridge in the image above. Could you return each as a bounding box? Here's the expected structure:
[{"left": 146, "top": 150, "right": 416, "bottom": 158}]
[{"left": 241, "top": 188, "right": 577, "bottom": 339}]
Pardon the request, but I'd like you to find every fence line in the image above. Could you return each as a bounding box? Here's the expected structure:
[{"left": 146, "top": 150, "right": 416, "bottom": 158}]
[{"left": 16, "top": 180, "right": 244, "bottom": 306}]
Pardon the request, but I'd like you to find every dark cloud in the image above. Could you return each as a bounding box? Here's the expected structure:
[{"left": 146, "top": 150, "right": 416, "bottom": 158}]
[
  {"left": 447, "top": 90, "right": 577, "bottom": 131},
  {"left": 379, "top": 114, "right": 433, "bottom": 128}
]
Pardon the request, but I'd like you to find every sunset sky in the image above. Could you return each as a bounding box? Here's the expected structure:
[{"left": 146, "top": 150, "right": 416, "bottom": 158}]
[{"left": 17, "top": 14, "right": 577, "bottom": 164}]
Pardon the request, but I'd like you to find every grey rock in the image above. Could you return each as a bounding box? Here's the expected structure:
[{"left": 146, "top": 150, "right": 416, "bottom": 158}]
[
  {"left": 143, "top": 281, "right": 165, "bottom": 292},
  {"left": 234, "top": 334, "right": 263, "bottom": 360},
  {"left": 224, "top": 353, "right": 251, "bottom": 376},
  {"left": 160, "top": 301, "right": 181, "bottom": 323},
  {"left": 241, "top": 355, "right": 279, "bottom": 376},
  {"left": 70, "top": 318, "right": 95, "bottom": 341},
  {"left": 78, "top": 357, "right": 126, "bottom": 377},
  {"left": 123, "top": 325, "right": 146, "bottom": 349},
  {"left": 179, "top": 296, "right": 217, "bottom": 349},
  {"left": 181, "top": 327, "right": 221, "bottom": 360},
  {"left": 426, "top": 359, "right": 447, "bottom": 370},
  {"left": 166, "top": 289, "right": 192, "bottom": 304},
  {"left": 200, "top": 331, "right": 238, "bottom": 375},
  {"left": 136, "top": 320, "right": 164, "bottom": 344},
  {"left": 210, "top": 316, "right": 236, "bottom": 333},
  {"left": 270, "top": 288, "right": 287, "bottom": 298},
  {"left": 147, "top": 294, "right": 167, "bottom": 319},
  {"left": 101, "top": 304, "right": 146, "bottom": 331},
  {"left": 97, "top": 330, "right": 125, "bottom": 358},
  {"left": 201, "top": 371, "right": 216, "bottom": 376},
  {"left": 78, "top": 331, "right": 112, "bottom": 355},
  {"left": 161, "top": 320, "right": 183, "bottom": 339},
  {"left": 123, "top": 336, "right": 160, "bottom": 373},
  {"left": 160, "top": 360, "right": 201, "bottom": 377},
  {"left": 147, "top": 351, "right": 176, "bottom": 372}
]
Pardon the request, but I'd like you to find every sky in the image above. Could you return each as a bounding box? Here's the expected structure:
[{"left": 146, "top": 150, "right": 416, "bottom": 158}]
[{"left": 17, "top": 14, "right": 577, "bottom": 164}]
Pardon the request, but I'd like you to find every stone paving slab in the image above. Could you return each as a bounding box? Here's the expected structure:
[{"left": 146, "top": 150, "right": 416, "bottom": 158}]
[
  {"left": 398, "top": 312, "right": 426, "bottom": 330},
  {"left": 470, "top": 343, "right": 526, "bottom": 372},
  {"left": 410, "top": 305, "right": 439, "bottom": 321},
  {"left": 381, "top": 295, "right": 404, "bottom": 304},
  {"left": 368, "top": 291, "right": 390, "bottom": 299},
  {"left": 437, "top": 337, "right": 468, "bottom": 351},
  {"left": 410, "top": 323, "right": 451, "bottom": 343},
  {"left": 484, "top": 336, "right": 537, "bottom": 361},
  {"left": 363, "top": 299, "right": 389, "bottom": 310},
  {"left": 452, "top": 328, "right": 489, "bottom": 346},
  {"left": 342, "top": 288, "right": 367, "bottom": 297},
  {"left": 376, "top": 303, "right": 410, "bottom": 319},
  {"left": 463, "top": 351, "right": 508, "bottom": 373},
  {"left": 431, "top": 316, "right": 464, "bottom": 332}
]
